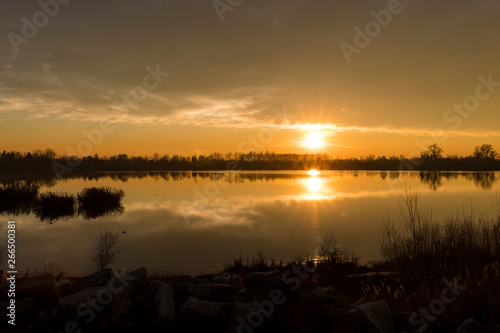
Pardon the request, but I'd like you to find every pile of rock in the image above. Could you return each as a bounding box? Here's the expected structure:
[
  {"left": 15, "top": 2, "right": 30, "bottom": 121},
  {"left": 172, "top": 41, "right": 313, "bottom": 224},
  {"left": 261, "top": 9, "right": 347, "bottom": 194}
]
[
  {"left": 0, "top": 268, "right": 495, "bottom": 332},
  {"left": 0, "top": 268, "right": 291, "bottom": 332}
]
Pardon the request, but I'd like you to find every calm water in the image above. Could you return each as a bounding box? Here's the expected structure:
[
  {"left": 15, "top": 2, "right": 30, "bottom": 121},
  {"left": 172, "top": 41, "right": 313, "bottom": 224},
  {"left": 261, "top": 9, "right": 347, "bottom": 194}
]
[{"left": 1, "top": 171, "right": 499, "bottom": 275}]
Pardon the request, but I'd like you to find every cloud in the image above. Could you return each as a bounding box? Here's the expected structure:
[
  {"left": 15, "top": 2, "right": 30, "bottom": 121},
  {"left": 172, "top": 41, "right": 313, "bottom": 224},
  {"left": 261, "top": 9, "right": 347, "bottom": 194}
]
[{"left": 0, "top": 0, "right": 499, "bottom": 142}]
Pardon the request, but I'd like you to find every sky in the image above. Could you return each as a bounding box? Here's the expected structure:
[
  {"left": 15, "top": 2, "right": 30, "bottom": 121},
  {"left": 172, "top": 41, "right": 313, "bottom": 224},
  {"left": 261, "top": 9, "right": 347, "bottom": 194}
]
[{"left": 1, "top": 0, "right": 499, "bottom": 158}]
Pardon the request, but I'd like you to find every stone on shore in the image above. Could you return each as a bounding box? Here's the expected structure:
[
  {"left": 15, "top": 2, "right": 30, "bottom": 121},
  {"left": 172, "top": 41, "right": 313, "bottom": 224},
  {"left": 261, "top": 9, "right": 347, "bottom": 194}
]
[
  {"left": 58, "top": 286, "right": 106, "bottom": 309},
  {"left": 213, "top": 272, "right": 245, "bottom": 291},
  {"left": 311, "top": 285, "right": 349, "bottom": 309},
  {"left": 182, "top": 296, "right": 228, "bottom": 320},
  {"left": 155, "top": 283, "right": 176, "bottom": 323},
  {"left": 18, "top": 274, "right": 56, "bottom": 297},
  {"left": 348, "top": 300, "right": 394, "bottom": 333},
  {"left": 195, "top": 283, "right": 232, "bottom": 301},
  {"left": 243, "top": 270, "right": 286, "bottom": 301},
  {"left": 68, "top": 268, "right": 116, "bottom": 295}
]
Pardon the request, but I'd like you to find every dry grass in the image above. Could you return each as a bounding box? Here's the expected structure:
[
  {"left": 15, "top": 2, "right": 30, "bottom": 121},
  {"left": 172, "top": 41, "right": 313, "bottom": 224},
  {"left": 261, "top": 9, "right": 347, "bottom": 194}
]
[
  {"left": 380, "top": 188, "right": 500, "bottom": 276},
  {"left": 371, "top": 188, "right": 500, "bottom": 328}
]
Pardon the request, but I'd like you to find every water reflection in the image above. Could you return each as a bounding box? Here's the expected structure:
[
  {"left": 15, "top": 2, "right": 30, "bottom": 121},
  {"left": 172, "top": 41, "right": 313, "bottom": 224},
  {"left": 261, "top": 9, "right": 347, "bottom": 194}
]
[
  {"left": 300, "top": 169, "right": 322, "bottom": 200},
  {"left": 78, "top": 204, "right": 124, "bottom": 220},
  {"left": 0, "top": 200, "right": 34, "bottom": 216},
  {"left": 419, "top": 171, "right": 443, "bottom": 191},
  {"left": 1, "top": 171, "right": 499, "bottom": 222},
  {"left": 304, "top": 177, "right": 323, "bottom": 200},
  {"left": 306, "top": 178, "right": 321, "bottom": 193},
  {"left": 0, "top": 184, "right": 125, "bottom": 222},
  {"left": 417, "top": 171, "right": 496, "bottom": 190},
  {"left": 464, "top": 172, "right": 497, "bottom": 189},
  {"left": 2, "top": 170, "right": 500, "bottom": 275},
  {"left": 1, "top": 170, "right": 498, "bottom": 189},
  {"left": 307, "top": 169, "right": 320, "bottom": 176}
]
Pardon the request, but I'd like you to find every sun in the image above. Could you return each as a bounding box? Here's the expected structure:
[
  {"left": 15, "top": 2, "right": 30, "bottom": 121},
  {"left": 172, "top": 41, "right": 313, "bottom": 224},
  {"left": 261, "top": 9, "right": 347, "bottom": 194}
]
[{"left": 305, "top": 132, "right": 324, "bottom": 148}]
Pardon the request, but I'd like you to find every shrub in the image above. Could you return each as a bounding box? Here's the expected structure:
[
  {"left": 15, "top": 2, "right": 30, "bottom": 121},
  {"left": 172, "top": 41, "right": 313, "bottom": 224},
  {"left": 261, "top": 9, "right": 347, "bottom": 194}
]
[
  {"left": 77, "top": 187, "right": 124, "bottom": 219},
  {"left": 0, "top": 183, "right": 39, "bottom": 215},
  {"left": 35, "top": 191, "right": 75, "bottom": 222}
]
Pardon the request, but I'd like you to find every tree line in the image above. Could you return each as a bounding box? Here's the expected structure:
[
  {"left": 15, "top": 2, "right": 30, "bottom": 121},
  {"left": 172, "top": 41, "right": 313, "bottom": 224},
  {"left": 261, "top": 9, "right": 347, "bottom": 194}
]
[{"left": 0, "top": 144, "right": 498, "bottom": 175}]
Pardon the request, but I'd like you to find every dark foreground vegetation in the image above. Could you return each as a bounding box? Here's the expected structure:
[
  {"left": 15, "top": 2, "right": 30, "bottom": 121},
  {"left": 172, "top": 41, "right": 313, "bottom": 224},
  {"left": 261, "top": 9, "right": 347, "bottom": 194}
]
[
  {"left": 369, "top": 190, "right": 500, "bottom": 332},
  {"left": 0, "top": 185, "right": 124, "bottom": 221},
  {"left": 0, "top": 144, "right": 499, "bottom": 176},
  {"left": 1, "top": 192, "right": 499, "bottom": 332}
]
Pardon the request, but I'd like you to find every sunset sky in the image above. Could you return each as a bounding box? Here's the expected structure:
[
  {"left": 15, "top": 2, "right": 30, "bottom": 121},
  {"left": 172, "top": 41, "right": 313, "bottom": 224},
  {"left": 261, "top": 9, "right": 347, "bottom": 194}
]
[{"left": 1, "top": 0, "right": 499, "bottom": 158}]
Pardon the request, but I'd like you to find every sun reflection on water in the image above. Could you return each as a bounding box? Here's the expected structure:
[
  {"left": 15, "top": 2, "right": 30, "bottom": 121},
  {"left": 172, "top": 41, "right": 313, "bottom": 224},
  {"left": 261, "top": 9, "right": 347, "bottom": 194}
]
[
  {"left": 304, "top": 169, "right": 323, "bottom": 200},
  {"left": 306, "top": 177, "right": 321, "bottom": 193},
  {"left": 307, "top": 169, "right": 320, "bottom": 176}
]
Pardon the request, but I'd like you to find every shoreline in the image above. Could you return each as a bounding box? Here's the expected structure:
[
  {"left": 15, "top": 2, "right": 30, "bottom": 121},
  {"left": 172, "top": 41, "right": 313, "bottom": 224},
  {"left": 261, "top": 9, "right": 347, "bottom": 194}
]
[{"left": 1, "top": 258, "right": 497, "bottom": 332}]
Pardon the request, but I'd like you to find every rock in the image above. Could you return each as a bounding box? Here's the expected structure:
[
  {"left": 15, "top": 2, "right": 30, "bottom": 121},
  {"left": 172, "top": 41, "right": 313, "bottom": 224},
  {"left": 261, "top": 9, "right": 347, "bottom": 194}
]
[
  {"left": 328, "top": 306, "right": 349, "bottom": 325},
  {"left": 111, "top": 315, "right": 134, "bottom": 329},
  {"left": 195, "top": 284, "right": 232, "bottom": 301},
  {"left": 57, "top": 268, "right": 146, "bottom": 317},
  {"left": 111, "top": 292, "right": 133, "bottom": 316},
  {"left": 243, "top": 271, "right": 286, "bottom": 301},
  {"left": 213, "top": 272, "right": 245, "bottom": 291},
  {"left": 234, "top": 302, "right": 261, "bottom": 329},
  {"left": 457, "top": 318, "right": 493, "bottom": 333},
  {"left": 50, "top": 306, "right": 66, "bottom": 317},
  {"left": 0, "top": 297, "right": 36, "bottom": 326},
  {"left": 16, "top": 297, "right": 38, "bottom": 324},
  {"left": 59, "top": 287, "right": 104, "bottom": 310},
  {"left": 351, "top": 297, "right": 366, "bottom": 308},
  {"left": 149, "top": 279, "right": 162, "bottom": 292},
  {"left": 133, "top": 278, "right": 153, "bottom": 302},
  {"left": 17, "top": 274, "right": 55, "bottom": 297},
  {"left": 168, "top": 281, "right": 188, "bottom": 304},
  {"left": 234, "top": 302, "right": 260, "bottom": 319},
  {"left": 182, "top": 296, "right": 228, "bottom": 320},
  {"left": 244, "top": 270, "right": 282, "bottom": 285},
  {"left": 394, "top": 312, "right": 413, "bottom": 333},
  {"left": 234, "top": 288, "right": 252, "bottom": 302},
  {"left": 115, "top": 267, "right": 148, "bottom": 296},
  {"left": 311, "top": 286, "right": 349, "bottom": 309},
  {"left": 54, "top": 279, "right": 71, "bottom": 298},
  {"left": 69, "top": 268, "right": 116, "bottom": 294},
  {"left": 155, "top": 283, "right": 176, "bottom": 323},
  {"left": 348, "top": 300, "right": 394, "bottom": 333},
  {"left": 184, "top": 278, "right": 209, "bottom": 296},
  {"left": 415, "top": 324, "right": 432, "bottom": 333},
  {"left": 36, "top": 309, "right": 51, "bottom": 321}
]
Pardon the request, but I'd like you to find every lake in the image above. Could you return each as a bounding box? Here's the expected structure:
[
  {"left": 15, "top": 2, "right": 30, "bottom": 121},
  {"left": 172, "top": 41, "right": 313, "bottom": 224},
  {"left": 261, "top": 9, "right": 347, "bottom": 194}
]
[{"left": 1, "top": 170, "right": 499, "bottom": 275}]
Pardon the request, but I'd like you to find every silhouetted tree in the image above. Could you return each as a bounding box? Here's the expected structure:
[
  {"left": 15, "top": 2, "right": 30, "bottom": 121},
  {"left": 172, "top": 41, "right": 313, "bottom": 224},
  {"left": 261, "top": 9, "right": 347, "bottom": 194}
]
[
  {"left": 93, "top": 225, "right": 120, "bottom": 271},
  {"left": 421, "top": 144, "right": 443, "bottom": 161},
  {"left": 2, "top": 147, "right": 500, "bottom": 174},
  {"left": 472, "top": 144, "right": 497, "bottom": 159}
]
